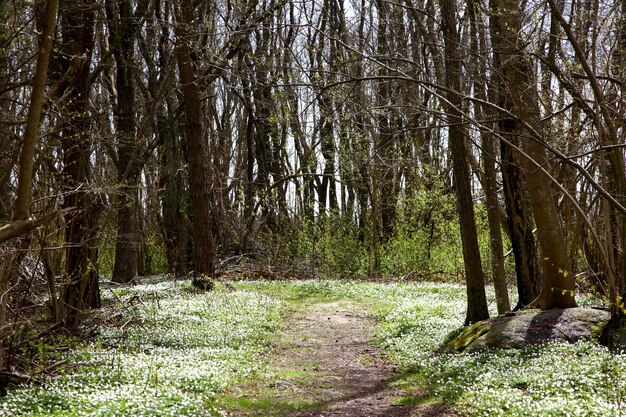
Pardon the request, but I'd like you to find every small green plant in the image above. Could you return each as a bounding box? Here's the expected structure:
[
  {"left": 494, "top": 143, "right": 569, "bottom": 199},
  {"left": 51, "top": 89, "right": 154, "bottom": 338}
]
[
  {"left": 602, "top": 355, "right": 625, "bottom": 414},
  {"left": 380, "top": 181, "right": 465, "bottom": 280}
]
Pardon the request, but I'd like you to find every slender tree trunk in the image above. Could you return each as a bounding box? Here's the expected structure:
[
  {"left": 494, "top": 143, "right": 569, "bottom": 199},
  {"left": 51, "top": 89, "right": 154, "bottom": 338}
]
[
  {"left": 12, "top": 0, "right": 57, "bottom": 221},
  {"left": 467, "top": 0, "right": 510, "bottom": 313},
  {"left": 1, "top": 0, "right": 58, "bottom": 367},
  {"left": 375, "top": 0, "right": 397, "bottom": 241},
  {"left": 440, "top": 0, "right": 489, "bottom": 324},
  {"left": 484, "top": 135, "right": 511, "bottom": 314},
  {"left": 0, "top": 2, "right": 12, "bottom": 222}
]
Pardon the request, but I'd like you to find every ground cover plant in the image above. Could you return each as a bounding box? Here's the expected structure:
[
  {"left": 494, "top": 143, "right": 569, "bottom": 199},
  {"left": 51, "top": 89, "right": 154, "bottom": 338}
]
[
  {"left": 0, "top": 277, "right": 283, "bottom": 416},
  {"left": 235, "top": 280, "right": 622, "bottom": 416},
  {"left": 0, "top": 278, "right": 623, "bottom": 416}
]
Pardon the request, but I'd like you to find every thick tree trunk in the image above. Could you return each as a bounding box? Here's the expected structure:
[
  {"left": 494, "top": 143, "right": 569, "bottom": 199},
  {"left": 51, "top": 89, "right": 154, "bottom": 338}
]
[
  {"left": 154, "top": 2, "right": 189, "bottom": 274},
  {"left": 112, "top": 188, "right": 139, "bottom": 282},
  {"left": 486, "top": 3, "right": 539, "bottom": 311},
  {"left": 500, "top": 139, "right": 540, "bottom": 309},
  {"left": 252, "top": 78, "right": 277, "bottom": 229},
  {"left": 175, "top": 0, "right": 215, "bottom": 275},
  {"left": 491, "top": 0, "right": 576, "bottom": 308},
  {"left": 106, "top": 0, "right": 142, "bottom": 284},
  {"left": 56, "top": 0, "right": 99, "bottom": 326},
  {"left": 158, "top": 114, "right": 189, "bottom": 274}
]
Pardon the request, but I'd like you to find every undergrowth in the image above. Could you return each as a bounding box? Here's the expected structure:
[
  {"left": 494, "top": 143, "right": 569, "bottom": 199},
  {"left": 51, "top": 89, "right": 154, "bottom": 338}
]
[
  {"left": 0, "top": 277, "right": 283, "bottom": 417},
  {"left": 234, "top": 279, "right": 621, "bottom": 417},
  {"left": 1, "top": 278, "right": 619, "bottom": 416}
]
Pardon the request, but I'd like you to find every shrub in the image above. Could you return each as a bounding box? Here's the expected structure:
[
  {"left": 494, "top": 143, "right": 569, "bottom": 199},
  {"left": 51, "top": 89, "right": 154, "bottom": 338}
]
[{"left": 288, "top": 215, "right": 368, "bottom": 279}]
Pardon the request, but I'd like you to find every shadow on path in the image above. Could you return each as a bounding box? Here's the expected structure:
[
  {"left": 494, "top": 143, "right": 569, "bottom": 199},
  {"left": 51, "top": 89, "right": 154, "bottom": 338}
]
[{"left": 263, "top": 301, "right": 455, "bottom": 417}]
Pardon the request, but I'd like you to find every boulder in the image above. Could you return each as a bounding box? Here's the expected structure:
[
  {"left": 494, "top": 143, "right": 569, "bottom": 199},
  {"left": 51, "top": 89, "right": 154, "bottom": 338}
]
[{"left": 442, "top": 307, "right": 609, "bottom": 353}]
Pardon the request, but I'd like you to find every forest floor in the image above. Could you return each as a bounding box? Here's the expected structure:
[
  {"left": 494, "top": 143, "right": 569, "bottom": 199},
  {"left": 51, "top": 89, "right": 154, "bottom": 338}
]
[
  {"left": 222, "top": 299, "right": 454, "bottom": 417},
  {"left": 0, "top": 278, "right": 620, "bottom": 417}
]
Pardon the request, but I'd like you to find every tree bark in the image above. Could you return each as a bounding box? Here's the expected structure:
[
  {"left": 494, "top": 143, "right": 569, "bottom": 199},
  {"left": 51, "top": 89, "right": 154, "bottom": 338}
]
[
  {"left": 467, "top": 0, "right": 511, "bottom": 314},
  {"left": 490, "top": 0, "right": 576, "bottom": 308},
  {"left": 500, "top": 139, "right": 540, "bottom": 309},
  {"left": 375, "top": 0, "right": 397, "bottom": 241},
  {"left": 440, "top": 0, "right": 489, "bottom": 324},
  {"left": 175, "top": 0, "right": 215, "bottom": 275},
  {"left": 158, "top": 113, "right": 189, "bottom": 274},
  {"left": 54, "top": 0, "right": 99, "bottom": 326},
  {"left": 12, "top": 0, "right": 58, "bottom": 221},
  {"left": 106, "top": 0, "right": 144, "bottom": 283},
  {"left": 0, "top": 2, "right": 13, "bottom": 222},
  {"left": 1, "top": 0, "right": 58, "bottom": 369}
]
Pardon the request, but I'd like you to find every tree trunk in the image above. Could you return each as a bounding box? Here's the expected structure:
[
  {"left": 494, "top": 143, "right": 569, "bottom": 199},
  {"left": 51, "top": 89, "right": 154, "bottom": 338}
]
[
  {"left": 500, "top": 138, "right": 540, "bottom": 309},
  {"left": 2, "top": 0, "right": 58, "bottom": 367},
  {"left": 490, "top": 0, "right": 576, "bottom": 308},
  {"left": 440, "top": 0, "right": 489, "bottom": 324},
  {"left": 55, "top": 0, "right": 98, "bottom": 326},
  {"left": 0, "top": 1, "right": 12, "bottom": 222},
  {"left": 375, "top": 0, "right": 397, "bottom": 241},
  {"left": 106, "top": 0, "right": 142, "bottom": 283},
  {"left": 12, "top": 0, "right": 58, "bottom": 221},
  {"left": 484, "top": 135, "right": 511, "bottom": 314},
  {"left": 467, "top": 0, "right": 511, "bottom": 314},
  {"left": 158, "top": 112, "right": 189, "bottom": 274},
  {"left": 154, "top": 1, "right": 189, "bottom": 275},
  {"left": 175, "top": 0, "right": 215, "bottom": 275}
]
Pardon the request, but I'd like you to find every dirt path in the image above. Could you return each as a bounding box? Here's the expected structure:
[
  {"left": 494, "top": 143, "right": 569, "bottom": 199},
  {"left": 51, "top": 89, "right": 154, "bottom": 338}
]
[{"left": 245, "top": 300, "right": 453, "bottom": 417}]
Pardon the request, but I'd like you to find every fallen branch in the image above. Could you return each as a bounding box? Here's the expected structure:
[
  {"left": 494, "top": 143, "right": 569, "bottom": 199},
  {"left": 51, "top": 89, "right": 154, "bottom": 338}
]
[
  {"left": 0, "top": 370, "right": 31, "bottom": 385},
  {"left": 0, "top": 209, "right": 72, "bottom": 245}
]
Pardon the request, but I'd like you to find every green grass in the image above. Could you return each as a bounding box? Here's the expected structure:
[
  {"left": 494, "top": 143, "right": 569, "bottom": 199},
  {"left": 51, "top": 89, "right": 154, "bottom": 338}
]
[
  {"left": 220, "top": 395, "right": 317, "bottom": 414},
  {"left": 0, "top": 278, "right": 621, "bottom": 416}
]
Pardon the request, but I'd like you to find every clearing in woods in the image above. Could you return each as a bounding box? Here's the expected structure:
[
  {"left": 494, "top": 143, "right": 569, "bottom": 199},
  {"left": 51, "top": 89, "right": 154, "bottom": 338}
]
[{"left": 223, "top": 300, "right": 454, "bottom": 416}]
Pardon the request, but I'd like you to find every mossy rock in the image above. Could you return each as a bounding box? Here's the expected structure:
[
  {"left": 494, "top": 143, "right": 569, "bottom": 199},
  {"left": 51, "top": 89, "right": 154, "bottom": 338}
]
[
  {"left": 442, "top": 308, "right": 609, "bottom": 353},
  {"left": 192, "top": 275, "right": 215, "bottom": 291},
  {"left": 440, "top": 322, "right": 492, "bottom": 352}
]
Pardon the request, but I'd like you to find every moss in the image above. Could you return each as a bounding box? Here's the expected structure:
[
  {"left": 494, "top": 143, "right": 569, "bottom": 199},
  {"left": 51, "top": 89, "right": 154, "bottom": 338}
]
[
  {"left": 192, "top": 275, "right": 215, "bottom": 291},
  {"left": 394, "top": 394, "right": 442, "bottom": 406},
  {"left": 515, "top": 308, "right": 541, "bottom": 315},
  {"left": 591, "top": 320, "right": 608, "bottom": 340},
  {"left": 221, "top": 395, "right": 317, "bottom": 414},
  {"left": 440, "top": 321, "right": 492, "bottom": 353}
]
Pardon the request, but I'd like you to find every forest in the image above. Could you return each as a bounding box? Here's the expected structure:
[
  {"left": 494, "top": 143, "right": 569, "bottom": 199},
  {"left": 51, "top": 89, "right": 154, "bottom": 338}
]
[{"left": 1, "top": 0, "right": 626, "bottom": 415}]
